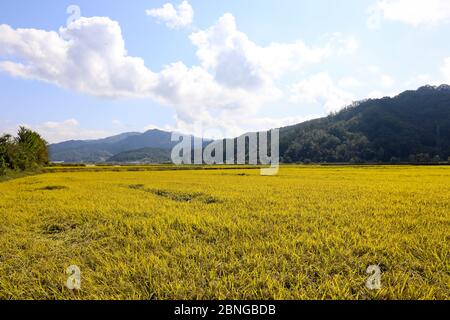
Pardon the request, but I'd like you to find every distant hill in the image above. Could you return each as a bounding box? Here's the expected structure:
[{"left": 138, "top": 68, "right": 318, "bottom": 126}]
[{"left": 49, "top": 85, "right": 450, "bottom": 164}]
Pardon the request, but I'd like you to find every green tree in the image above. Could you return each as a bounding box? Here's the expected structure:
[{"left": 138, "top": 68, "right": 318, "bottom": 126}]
[
  {"left": 0, "top": 134, "right": 13, "bottom": 175},
  {"left": 0, "top": 157, "right": 6, "bottom": 176},
  {"left": 15, "top": 127, "right": 49, "bottom": 169},
  {"left": 0, "top": 128, "right": 48, "bottom": 174}
]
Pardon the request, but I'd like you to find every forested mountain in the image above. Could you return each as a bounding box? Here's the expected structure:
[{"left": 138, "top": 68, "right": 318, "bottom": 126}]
[
  {"left": 280, "top": 85, "right": 450, "bottom": 163},
  {"left": 48, "top": 85, "right": 450, "bottom": 164}
]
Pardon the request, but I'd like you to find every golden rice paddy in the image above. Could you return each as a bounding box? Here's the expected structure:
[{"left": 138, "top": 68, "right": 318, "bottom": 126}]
[{"left": 0, "top": 165, "right": 448, "bottom": 299}]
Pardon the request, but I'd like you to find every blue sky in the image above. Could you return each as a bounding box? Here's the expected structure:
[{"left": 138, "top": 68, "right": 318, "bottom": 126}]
[{"left": 1, "top": 0, "right": 450, "bottom": 142}]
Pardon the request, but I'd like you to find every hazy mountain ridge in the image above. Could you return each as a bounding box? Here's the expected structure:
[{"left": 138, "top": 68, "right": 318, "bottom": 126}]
[{"left": 49, "top": 130, "right": 176, "bottom": 162}]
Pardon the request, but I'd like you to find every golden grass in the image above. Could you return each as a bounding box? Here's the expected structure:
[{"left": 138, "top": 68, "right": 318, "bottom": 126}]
[{"left": 0, "top": 165, "right": 448, "bottom": 299}]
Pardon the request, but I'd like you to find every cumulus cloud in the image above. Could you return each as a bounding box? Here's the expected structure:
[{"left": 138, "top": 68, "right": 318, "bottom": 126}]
[
  {"left": 289, "top": 72, "right": 355, "bottom": 113},
  {"left": 153, "top": 62, "right": 280, "bottom": 114},
  {"left": 0, "top": 13, "right": 358, "bottom": 136},
  {"left": 146, "top": 1, "right": 193, "bottom": 29},
  {"left": 368, "top": 0, "right": 450, "bottom": 28},
  {"left": 0, "top": 18, "right": 157, "bottom": 98},
  {"left": 190, "top": 14, "right": 358, "bottom": 86},
  {"left": 0, "top": 16, "right": 266, "bottom": 115}
]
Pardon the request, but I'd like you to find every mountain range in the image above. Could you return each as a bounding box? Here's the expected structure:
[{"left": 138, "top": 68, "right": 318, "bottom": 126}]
[
  {"left": 50, "top": 130, "right": 175, "bottom": 163},
  {"left": 49, "top": 85, "right": 450, "bottom": 164}
]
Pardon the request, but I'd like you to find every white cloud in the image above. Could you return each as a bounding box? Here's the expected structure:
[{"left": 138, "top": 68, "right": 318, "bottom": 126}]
[
  {"left": 43, "top": 119, "right": 79, "bottom": 129},
  {"left": 404, "top": 57, "right": 450, "bottom": 88},
  {"left": 380, "top": 74, "right": 395, "bottom": 88},
  {"left": 146, "top": 1, "right": 194, "bottom": 29},
  {"left": 40, "top": 119, "right": 111, "bottom": 143},
  {"left": 368, "top": 0, "right": 450, "bottom": 28},
  {"left": 0, "top": 18, "right": 157, "bottom": 98},
  {"left": 164, "top": 113, "right": 321, "bottom": 139},
  {"left": 190, "top": 14, "right": 357, "bottom": 85},
  {"left": 338, "top": 76, "right": 363, "bottom": 88},
  {"left": 1, "top": 119, "right": 110, "bottom": 143},
  {"left": 0, "top": 13, "right": 358, "bottom": 137},
  {"left": 289, "top": 72, "right": 355, "bottom": 113},
  {"left": 0, "top": 16, "right": 278, "bottom": 133}
]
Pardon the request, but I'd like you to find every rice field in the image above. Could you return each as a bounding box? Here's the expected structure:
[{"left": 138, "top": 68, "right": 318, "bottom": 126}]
[{"left": 0, "top": 165, "right": 448, "bottom": 299}]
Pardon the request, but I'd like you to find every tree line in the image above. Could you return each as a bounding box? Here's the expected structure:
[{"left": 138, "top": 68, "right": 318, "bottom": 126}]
[{"left": 0, "top": 127, "right": 49, "bottom": 175}]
